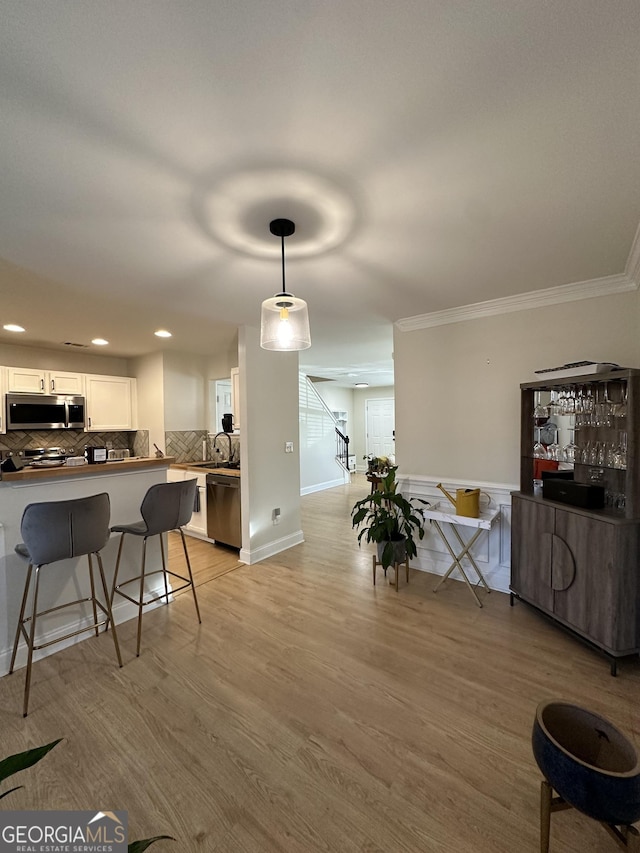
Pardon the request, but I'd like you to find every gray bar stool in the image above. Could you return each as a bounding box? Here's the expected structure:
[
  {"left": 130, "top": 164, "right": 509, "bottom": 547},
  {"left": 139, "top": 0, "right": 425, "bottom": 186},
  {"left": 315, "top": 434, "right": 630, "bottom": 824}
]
[
  {"left": 9, "top": 492, "right": 123, "bottom": 717},
  {"left": 110, "top": 479, "right": 201, "bottom": 657}
]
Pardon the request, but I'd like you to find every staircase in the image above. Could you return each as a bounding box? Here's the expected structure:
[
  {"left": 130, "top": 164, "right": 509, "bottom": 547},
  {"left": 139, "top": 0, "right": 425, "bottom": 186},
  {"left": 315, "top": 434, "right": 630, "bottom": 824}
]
[{"left": 299, "top": 374, "right": 352, "bottom": 494}]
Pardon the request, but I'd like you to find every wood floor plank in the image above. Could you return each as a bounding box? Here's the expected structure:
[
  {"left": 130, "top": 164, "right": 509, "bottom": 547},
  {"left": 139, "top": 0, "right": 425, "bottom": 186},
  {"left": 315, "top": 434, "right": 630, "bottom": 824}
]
[{"left": 1, "top": 475, "right": 638, "bottom": 851}]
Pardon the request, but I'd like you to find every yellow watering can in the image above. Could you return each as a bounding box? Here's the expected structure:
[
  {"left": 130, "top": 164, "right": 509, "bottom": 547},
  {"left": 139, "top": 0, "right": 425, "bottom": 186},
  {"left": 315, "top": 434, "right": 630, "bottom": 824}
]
[{"left": 436, "top": 483, "right": 491, "bottom": 518}]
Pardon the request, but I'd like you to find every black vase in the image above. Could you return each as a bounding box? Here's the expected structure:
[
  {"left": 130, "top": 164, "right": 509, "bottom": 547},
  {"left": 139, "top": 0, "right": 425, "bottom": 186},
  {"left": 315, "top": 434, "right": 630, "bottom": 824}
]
[{"left": 532, "top": 699, "right": 640, "bottom": 826}]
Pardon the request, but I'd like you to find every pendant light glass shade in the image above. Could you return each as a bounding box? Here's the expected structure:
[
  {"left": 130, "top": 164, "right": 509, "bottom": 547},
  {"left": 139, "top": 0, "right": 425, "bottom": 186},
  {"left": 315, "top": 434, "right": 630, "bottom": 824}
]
[
  {"left": 260, "top": 293, "right": 311, "bottom": 351},
  {"left": 260, "top": 218, "right": 311, "bottom": 351}
]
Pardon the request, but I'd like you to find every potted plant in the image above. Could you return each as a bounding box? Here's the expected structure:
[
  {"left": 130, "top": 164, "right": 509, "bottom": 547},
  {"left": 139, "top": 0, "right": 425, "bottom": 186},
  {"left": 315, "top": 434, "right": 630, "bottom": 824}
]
[
  {"left": 362, "top": 454, "right": 390, "bottom": 475},
  {"left": 351, "top": 466, "right": 429, "bottom": 569}
]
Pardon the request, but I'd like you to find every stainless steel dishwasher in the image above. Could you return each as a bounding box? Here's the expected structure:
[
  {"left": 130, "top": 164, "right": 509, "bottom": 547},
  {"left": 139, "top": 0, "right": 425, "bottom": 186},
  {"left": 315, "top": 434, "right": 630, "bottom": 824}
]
[{"left": 206, "top": 473, "right": 241, "bottom": 548}]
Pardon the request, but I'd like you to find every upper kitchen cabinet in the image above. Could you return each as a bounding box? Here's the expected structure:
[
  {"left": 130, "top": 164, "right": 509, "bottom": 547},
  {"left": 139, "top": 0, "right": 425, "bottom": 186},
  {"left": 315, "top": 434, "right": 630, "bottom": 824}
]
[
  {"left": 7, "top": 367, "right": 84, "bottom": 395},
  {"left": 85, "top": 375, "right": 137, "bottom": 431}
]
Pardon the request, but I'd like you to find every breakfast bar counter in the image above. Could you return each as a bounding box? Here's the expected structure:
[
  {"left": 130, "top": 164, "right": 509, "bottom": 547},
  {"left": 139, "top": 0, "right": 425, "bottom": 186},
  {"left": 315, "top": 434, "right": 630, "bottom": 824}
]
[
  {"left": 1, "top": 456, "right": 174, "bottom": 482},
  {"left": 0, "top": 456, "right": 177, "bottom": 676}
]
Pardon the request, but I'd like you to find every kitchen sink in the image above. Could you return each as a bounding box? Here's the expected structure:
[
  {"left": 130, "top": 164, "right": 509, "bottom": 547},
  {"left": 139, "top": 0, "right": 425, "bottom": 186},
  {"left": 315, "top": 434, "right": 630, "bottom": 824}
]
[{"left": 188, "top": 460, "right": 240, "bottom": 469}]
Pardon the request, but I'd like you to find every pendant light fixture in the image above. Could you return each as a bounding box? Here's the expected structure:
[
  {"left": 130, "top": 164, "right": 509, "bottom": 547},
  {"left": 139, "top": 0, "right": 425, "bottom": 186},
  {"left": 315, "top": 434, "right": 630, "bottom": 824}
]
[{"left": 260, "top": 218, "right": 311, "bottom": 351}]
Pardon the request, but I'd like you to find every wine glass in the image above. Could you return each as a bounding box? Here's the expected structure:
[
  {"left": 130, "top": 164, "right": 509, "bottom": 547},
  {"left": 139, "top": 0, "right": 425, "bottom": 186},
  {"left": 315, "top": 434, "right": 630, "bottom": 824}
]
[
  {"left": 562, "top": 429, "right": 579, "bottom": 463},
  {"left": 545, "top": 424, "right": 561, "bottom": 461},
  {"left": 533, "top": 391, "right": 548, "bottom": 425},
  {"left": 613, "top": 432, "right": 627, "bottom": 470},
  {"left": 533, "top": 428, "right": 546, "bottom": 459}
]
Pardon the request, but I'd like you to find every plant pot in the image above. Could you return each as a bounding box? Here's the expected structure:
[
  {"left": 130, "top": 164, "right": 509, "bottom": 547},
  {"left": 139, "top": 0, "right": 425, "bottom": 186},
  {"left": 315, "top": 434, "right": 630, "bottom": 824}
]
[
  {"left": 532, "top": 699, "right": 640, "bottom": 826},
  {"left": 377, "top": 538, "right": 406, "bottom": 566}
]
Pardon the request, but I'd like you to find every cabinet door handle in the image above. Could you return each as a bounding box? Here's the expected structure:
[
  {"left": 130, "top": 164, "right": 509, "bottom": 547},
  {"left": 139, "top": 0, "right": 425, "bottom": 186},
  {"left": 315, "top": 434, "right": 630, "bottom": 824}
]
[
  {"left": 40, "top": 378, "right": 44, "bottom": 391},
  {"left": 51, "top": 378, "right": 55, "bottom": 391},
  {"left": 551, "top": 533, "right": 576, "bottom": 591},
  {"left": 88, "top": 416, "right": 92, "bottom": 428}
]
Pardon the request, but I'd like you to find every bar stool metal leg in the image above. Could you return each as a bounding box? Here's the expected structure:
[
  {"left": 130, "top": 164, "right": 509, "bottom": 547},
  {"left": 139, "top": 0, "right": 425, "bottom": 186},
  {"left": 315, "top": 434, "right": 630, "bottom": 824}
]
[
  {"left": 95, "top": 552, "right": 122, "bottom": 668},
  {"left": 87, "top": 554, "right": 100, "bottom": 638},
  {"left": 179, "top": 529, "right": 201, "bottom": 623},
  {"left": 136, "top": 538, "right": 148, "bottom": 658},
  {"left": 9, "top": 563, "right": 32, "bottom": 675},
  {"left": 23, "top": 566, "right": 42, "bottom": 718}
]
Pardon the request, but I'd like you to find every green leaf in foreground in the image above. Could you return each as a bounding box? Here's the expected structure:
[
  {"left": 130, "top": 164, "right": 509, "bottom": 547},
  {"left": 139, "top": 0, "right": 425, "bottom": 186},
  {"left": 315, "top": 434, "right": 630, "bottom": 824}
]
[
  {"left": 0, "top": 739, "right": 63, "bottom": 789},
  {"left": 128, "top": 836, "right": 174, "bottom": 852}
]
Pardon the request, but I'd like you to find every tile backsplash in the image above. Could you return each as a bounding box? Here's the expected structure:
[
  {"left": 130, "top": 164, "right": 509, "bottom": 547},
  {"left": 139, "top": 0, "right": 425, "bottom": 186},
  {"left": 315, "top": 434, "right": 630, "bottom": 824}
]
[
  {"left": 164, "top": 430, "right": 241, "bottom": 464},
  {"left": 0, "top": 429, "right": 148, "bottom": 458}
]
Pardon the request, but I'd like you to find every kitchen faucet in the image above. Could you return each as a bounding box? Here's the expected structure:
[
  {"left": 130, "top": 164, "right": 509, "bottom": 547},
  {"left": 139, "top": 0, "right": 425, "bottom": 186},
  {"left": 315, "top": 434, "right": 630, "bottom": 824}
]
[{"left": 213, "top": 432, "right": 234, "bottom": 464}]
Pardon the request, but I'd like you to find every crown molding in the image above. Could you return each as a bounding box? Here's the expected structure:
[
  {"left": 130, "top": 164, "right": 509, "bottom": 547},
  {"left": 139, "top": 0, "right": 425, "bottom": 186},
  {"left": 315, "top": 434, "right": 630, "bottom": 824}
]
[{"left": 395, "top": 272, "right": 637, "bottom": 332}]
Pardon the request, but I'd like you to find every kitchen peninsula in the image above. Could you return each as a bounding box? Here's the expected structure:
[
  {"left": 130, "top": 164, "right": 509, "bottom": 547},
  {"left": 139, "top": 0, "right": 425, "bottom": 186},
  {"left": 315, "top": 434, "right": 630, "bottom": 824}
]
[{"left": 0, "top": 456, "right": 175, "bottom": 674}]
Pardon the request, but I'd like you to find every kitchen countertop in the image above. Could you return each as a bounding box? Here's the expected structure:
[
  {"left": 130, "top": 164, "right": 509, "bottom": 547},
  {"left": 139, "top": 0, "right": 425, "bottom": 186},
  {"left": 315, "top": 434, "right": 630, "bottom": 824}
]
[
  {"left": 171, "top": 463, "right": 241, "bottom": 478},
  {"left": 1, "top": 456, "right": 175, "bottom": 482}
]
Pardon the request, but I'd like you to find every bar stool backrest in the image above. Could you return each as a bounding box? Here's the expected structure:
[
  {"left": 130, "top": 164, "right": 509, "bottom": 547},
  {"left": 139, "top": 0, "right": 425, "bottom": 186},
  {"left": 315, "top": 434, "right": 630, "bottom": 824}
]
[
  {"left": 20, "top": 493, "right": 111, "bottom": 567},
  {"left": 139, "top": 479, "right": 197, "bottom": 536}
]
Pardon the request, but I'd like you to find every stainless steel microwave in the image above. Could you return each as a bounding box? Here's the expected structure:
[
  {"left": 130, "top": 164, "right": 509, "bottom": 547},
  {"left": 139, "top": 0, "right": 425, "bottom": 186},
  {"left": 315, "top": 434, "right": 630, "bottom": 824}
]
[{"left": 6, "top": 394, "right": 86, "bottom": 430}]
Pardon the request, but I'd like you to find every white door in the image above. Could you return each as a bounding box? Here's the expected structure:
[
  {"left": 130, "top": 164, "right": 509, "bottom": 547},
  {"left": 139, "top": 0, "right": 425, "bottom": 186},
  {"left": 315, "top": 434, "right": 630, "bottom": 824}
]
[
  {"left": 214, "top": 379, "right": 232, "bottom": 434},
  {"left": 366, "top": 398, "right": 395, "bottom": 460}
]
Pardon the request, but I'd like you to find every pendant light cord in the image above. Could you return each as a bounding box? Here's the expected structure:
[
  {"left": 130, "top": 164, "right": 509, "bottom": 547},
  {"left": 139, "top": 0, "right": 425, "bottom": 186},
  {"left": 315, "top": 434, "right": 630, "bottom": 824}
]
[{"left": 280, "top": 233, "right": 286, "bottom": 295}]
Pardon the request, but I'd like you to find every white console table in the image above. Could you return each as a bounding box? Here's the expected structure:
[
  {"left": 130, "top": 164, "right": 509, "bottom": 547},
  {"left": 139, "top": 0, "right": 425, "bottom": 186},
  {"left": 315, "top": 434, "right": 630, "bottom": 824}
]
[{"left": 423, "top": 504, "right": 501, "bottom": 607}]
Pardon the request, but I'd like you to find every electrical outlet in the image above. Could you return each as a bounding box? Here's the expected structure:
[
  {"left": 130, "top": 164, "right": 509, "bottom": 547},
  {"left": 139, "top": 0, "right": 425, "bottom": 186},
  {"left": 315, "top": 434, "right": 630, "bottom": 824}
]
[
  {"left": 285, "top": 441, "right": 294, "bottom": 453},
  {"left": 272, "top": 507, "right": 281, "bottom": 525}
]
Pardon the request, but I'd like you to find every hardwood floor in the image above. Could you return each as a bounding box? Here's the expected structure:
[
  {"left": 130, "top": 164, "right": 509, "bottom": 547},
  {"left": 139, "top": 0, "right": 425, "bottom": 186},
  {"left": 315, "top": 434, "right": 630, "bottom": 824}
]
[{"left": 1, "top": 475, "right": 638, "bottom": 851}]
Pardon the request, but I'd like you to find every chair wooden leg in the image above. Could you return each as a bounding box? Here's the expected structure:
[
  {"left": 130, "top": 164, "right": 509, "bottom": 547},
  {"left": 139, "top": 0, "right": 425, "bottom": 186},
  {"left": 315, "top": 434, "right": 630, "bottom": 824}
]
[
  {"left": 540, "top": 780, "right": 552, "bottom": 853},
  {"left": 22, "top": 566, "right": 42, "bottom": 717},
  {"left": 96, "top": 553, "right": 123, "bottom": 668},
  {"left": 9, "top": 563, "right": 32, "bottom": 674},
  {"left": 179, "top": 529, "right": 201, "bottom": 623}
]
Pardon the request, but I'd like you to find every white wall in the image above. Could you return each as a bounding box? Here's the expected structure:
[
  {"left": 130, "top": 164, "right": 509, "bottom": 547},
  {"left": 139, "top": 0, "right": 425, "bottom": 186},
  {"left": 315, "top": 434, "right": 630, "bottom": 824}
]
[
  {"left": 162, "top": 351, "right": 207, "bottom": 431},
  {"left": 394, "top": 289, "right": 640, "bottom": 485},
  {"left": 239, "top": 326, "right": 303, "bottom": 563},
  {"left": 0, "top": 341, "right": 130, "bottom": 376},
  {"left": 312, "top": 383, "right": 355, "bottom": 432},
  {"left": 130, "top": 352, "right": 166, "bottom": 452}
]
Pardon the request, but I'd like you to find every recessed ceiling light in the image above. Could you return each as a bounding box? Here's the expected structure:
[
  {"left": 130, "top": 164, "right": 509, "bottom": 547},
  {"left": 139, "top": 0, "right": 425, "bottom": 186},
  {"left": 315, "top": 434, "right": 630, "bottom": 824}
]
[
  {"left": 91, "top": 338, "right": 109, "bottom": 346},
  {"left": 154, "top": 329, "right": 172, "bottom": 338},
  {"left": 355, "top": 382, "right": 369, "bottom": 388},
  {"left": 3, "top": 324, "right": 25, "bottom": 333}
]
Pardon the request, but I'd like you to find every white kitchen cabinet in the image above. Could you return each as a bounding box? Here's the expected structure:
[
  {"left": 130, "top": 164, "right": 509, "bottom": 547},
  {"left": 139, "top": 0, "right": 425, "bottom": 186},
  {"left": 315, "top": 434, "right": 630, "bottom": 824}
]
[
  {"left": 7, "top": 367, "right": 84, "bottom": 395},
  {"left": 85, "top": 375, "right": 137, "bottom": 431},
  {"left": 231, "top": 367, "right": 240, "bottom": 430},
  {"left": 167, "top": 468, "right": 208, "bottom": 538}
]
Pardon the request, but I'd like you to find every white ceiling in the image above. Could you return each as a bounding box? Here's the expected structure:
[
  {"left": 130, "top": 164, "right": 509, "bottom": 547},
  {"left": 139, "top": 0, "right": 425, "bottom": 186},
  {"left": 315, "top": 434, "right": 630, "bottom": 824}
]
[{"left": 2, "top": 1, "right": 640, "bottom": 387}]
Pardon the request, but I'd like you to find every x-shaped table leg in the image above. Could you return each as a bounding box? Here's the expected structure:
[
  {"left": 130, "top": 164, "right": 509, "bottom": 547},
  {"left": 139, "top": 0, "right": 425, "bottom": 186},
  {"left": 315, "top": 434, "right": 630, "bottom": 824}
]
[{"left": 431, "top": 521, "right": 491, "bottom": 608}]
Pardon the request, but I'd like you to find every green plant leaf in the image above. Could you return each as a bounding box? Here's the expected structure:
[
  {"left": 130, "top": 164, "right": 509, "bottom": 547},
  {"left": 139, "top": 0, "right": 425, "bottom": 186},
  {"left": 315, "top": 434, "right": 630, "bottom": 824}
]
[
  {"left": 0, "top": 739, "right": 62, "bottom": 787},
  {"left": 0, "top": 785, "right": 23, "bottom": 800},
  {"left": 128, "top": 836, "right": 174, "bottom": 852}
]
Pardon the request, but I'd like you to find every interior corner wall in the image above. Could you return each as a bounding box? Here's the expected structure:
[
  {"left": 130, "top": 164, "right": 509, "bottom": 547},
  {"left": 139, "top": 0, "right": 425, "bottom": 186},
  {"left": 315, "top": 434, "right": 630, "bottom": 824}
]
[
  {"left": 393, "top": 289, "right": 640, "bottom": 485},
  {"left": 162, "top": 351, "right": 208, "bottom": 431},
  {"left": 206, "top": 331, "right": 239, "bottom": 380},
  {"left": 240, "top": 326, "right": 302, "bottom": 561},
  {"left": 130, "top": 352, "right": 166, "bottom": 453}
]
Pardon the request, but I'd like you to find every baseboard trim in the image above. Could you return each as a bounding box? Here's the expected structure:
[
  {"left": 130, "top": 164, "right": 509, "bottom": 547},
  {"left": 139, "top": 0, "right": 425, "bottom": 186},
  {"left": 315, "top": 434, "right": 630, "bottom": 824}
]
[
  {"left": 240, "top": 529, "right": 305, "bottom": 565},
  {"left": 301, "top": 478, "right": 346, "bottom": 495}
]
